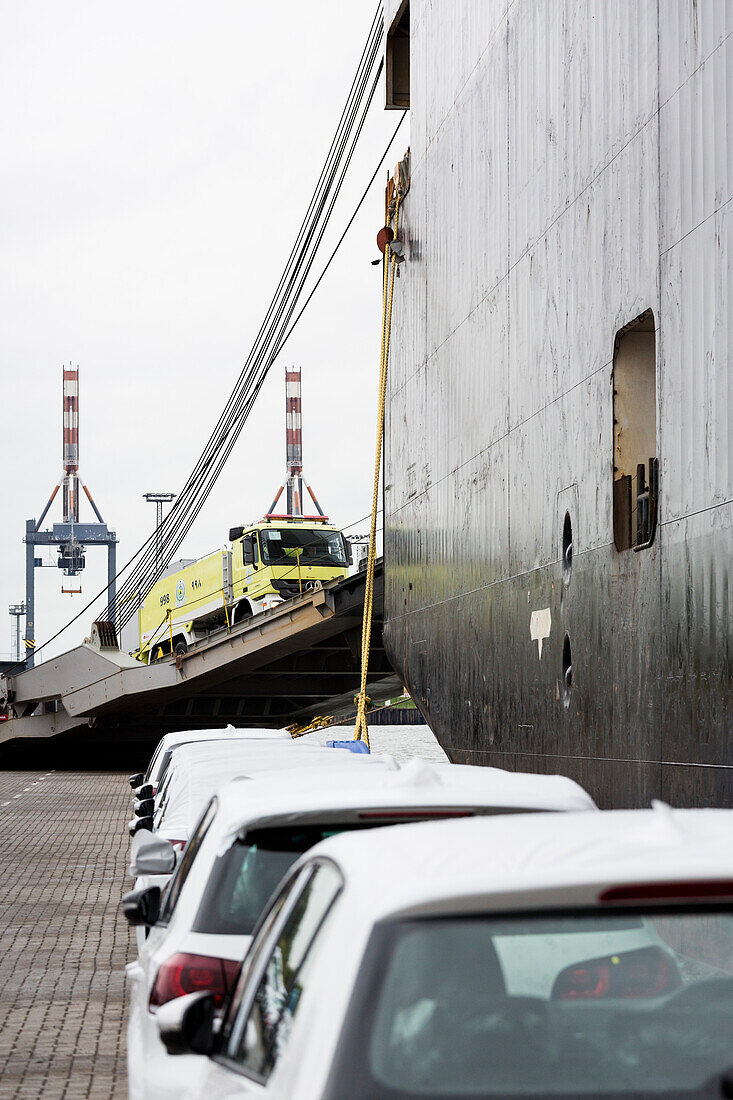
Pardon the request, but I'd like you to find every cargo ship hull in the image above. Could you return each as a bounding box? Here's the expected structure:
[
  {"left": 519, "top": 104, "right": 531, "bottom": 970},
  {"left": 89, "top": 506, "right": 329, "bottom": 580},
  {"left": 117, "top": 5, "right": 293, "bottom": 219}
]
[{"left": 382, "top": 0, "right": 733, "bottom": 806}]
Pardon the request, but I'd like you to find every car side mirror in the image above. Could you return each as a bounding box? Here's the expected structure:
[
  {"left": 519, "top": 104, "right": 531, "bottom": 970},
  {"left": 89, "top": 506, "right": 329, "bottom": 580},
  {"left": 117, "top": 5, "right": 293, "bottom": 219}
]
[
  {"left": 130, "top": 831, "right": 176, "bottom": 877},
  {"left": 134, "top": 797, "right": 155, "bottom": 817},
  {"left": 129, "top": 772, "right": 144, "bottom": 789},
  {"left": 157, "top": 991, "right": 217, "bottom": 1056},
  {"left": 135, "top": 783, "right": 154, "bottom": 801},
  {"left": 122, "top": 885, "right": 161, "bottom": 927},
  {"left": 129, "top": 815, "right": 154, "bottom": 837}
]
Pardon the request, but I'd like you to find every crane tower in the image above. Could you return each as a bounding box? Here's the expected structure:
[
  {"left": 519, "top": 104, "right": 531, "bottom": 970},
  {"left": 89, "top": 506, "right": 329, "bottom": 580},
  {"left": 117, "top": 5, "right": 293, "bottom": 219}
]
[{"left": 22, "top": 366, "right": 117, "bottom": 668}]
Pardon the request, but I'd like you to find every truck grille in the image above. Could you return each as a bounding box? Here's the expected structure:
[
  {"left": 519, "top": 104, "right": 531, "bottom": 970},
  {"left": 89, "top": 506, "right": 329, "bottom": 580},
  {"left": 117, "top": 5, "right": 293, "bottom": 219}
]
[{"left": 270, "top": 579, "right": 303, "bottom": 600}]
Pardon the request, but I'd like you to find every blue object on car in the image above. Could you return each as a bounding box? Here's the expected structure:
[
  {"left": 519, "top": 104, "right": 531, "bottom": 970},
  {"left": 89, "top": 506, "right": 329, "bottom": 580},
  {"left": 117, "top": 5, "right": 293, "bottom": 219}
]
[{"left": 326, "top": 739, "right": 370, "bottom": 754}]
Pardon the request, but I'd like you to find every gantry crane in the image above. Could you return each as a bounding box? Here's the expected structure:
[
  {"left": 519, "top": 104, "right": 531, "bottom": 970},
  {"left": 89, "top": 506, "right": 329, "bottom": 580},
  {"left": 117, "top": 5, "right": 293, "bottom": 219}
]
[{"left": 23, "top": 366, "right": 117, "bottom": 667}]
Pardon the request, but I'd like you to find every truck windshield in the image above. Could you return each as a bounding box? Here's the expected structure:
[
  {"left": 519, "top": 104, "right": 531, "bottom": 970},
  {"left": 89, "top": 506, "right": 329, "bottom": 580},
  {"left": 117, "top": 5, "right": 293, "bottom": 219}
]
[{"left": 260, "top": 528, "right": 347, "bottom": 567}]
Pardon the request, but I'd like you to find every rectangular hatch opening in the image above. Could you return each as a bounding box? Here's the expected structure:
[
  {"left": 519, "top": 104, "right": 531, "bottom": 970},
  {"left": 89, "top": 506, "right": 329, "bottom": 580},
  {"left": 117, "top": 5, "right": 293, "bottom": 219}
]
[
  {"left": 612, "top": 310, "right": 659, "bottom": 551},
  {"left": 386, "top": 0, "right": 410, "bottom": 110}
]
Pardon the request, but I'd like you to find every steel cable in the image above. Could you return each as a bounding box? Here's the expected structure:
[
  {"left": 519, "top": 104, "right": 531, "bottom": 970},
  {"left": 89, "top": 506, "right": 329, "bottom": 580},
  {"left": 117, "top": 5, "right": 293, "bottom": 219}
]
[
  {"left": 113, "top": 35, "right": 381, "bottom": 619},
  {"left": 112, "top": 8, "right": 385, "bottom": 629}
]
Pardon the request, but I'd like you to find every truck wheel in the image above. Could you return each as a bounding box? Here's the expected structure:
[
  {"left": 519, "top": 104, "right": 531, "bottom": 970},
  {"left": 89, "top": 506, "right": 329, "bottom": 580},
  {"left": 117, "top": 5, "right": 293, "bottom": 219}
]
[
  {"left": 174, "top": 640, "right": 188, "bottom": 657},
  {"left": 235, "top": 602, "right": 253, "bottom": 624}
]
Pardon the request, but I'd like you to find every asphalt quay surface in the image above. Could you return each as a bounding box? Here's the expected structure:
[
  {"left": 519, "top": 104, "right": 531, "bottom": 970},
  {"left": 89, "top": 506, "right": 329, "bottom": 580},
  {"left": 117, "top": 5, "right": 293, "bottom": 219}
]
[{"left": 0, "top": 770, "right": 133, "bottom": 1099}]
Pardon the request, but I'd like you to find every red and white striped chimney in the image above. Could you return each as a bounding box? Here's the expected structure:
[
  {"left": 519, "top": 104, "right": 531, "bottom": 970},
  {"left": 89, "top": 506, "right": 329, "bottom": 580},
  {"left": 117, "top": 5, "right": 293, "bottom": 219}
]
[
  {"left": 285, "top": 366, "right": 303, "bottom": 516},
  {"left": 266, "top": 365, "right": 327, "bottom": 520},
  {"left": 62, "top": 366, "right": 79, "bottom": 522}
]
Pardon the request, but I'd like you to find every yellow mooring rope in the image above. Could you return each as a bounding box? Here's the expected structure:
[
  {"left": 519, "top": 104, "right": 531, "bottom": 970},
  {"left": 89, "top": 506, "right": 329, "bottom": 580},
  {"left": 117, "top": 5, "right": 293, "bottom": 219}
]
[{"left": 354, "top": 192, "right": 402, "bottom": 750}]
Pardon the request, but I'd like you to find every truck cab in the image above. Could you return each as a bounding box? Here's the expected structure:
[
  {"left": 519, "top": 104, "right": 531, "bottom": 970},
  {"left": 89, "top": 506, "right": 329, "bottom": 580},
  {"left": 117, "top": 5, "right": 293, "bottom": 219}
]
[{"left": 231, "top": 519, "right": 351, "bottom": 610}]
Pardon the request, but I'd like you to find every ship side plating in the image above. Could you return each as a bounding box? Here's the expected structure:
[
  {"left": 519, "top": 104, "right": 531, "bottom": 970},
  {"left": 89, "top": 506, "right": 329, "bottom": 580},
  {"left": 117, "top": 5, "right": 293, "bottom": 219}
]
[{"left": 383, "top": 1, "right": 733, "bottom": 806}]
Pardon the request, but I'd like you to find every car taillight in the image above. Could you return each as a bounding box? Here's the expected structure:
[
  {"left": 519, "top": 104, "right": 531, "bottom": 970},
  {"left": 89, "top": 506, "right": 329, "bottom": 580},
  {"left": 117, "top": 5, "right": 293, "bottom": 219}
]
[
  {"left": 168, "top": 839, "right": 187, "bottom": 853},
  {"left": 552, "top": 946, "right": 681, "bottom": 1001},
  {"left": 149, "top": 952, "right": 240, "bottom": 1009}
]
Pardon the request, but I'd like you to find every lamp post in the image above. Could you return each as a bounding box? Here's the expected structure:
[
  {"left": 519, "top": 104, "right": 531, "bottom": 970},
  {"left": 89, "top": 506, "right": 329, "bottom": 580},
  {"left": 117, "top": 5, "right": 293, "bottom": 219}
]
[{"left": 143, "top": 493, "right": 176, "bottom": 574}]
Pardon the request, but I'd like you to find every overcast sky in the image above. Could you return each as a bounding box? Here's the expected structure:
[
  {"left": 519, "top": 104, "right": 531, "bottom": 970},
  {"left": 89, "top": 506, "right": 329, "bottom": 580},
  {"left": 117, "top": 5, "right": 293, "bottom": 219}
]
[{"left": 0, "top": 1, "right": 406, "bottom": 660}]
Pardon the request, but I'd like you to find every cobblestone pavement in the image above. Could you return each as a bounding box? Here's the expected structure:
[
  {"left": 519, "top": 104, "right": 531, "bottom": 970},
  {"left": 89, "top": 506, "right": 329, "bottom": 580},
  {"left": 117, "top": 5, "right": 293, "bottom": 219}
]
[{"left": 0, "top": 771, "right": 133, "bottom": 1099}]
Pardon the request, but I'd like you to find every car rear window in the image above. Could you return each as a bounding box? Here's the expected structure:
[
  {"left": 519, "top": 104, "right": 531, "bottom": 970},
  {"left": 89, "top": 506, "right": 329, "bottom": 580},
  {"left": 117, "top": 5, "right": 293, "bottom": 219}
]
[
  {"left": 326, "top": 910, "right": 733, "bottom": 1098},
  {"left": 193, "top": 813, "right": 477, "bottom": 937},
  {"left": 193, "top": 824, "right": 358, "bottom": 935}
]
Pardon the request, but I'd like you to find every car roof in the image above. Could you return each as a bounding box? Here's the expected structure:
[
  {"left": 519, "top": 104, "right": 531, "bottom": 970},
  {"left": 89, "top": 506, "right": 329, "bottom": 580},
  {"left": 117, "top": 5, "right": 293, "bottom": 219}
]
[
  {"left": 156, "top": 740, "right": 387, "bottom": 836},
  {"left": 166, "top": 738, "right": 383, "bottom": 775},
  {"left": 152, "top": 725, "right": 291, "bottom": 755},
  {"left": 212, "top": 758, "right": 596, "bottom": 836},
  {"left": 301, "top": 805, "right": 733, "bottom": 922}
]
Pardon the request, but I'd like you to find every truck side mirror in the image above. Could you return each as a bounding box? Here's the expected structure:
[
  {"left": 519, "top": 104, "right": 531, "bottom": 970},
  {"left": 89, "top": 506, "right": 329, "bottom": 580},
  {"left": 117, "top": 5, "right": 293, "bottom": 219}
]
[
  {"left": 229, "top": 526, "right": 244, "bottom": 541},
  {"left": 345, "top": 540, "right": 353, "bottom": 565},
  {"left": 242, "top": 538, "right": 254, "bottom": 565}
]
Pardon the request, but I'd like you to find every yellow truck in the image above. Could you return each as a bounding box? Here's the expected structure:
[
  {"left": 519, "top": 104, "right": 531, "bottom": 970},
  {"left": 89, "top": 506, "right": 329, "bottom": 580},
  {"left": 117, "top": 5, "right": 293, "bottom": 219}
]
[{"left": 137, "top": 517, "right": 351, "bottom": 661}]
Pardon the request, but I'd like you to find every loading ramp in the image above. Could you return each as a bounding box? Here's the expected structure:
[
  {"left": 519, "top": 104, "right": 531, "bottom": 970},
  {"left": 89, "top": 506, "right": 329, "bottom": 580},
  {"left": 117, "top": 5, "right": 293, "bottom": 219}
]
[{"left": 0, "top": 563, "right": 400, "bottom": 762}]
